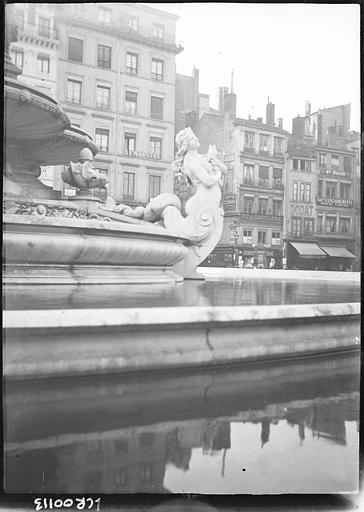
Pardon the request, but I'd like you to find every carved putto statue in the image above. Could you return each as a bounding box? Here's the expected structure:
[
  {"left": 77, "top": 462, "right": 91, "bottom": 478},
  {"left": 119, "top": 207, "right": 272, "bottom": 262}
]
[{"left": 62, "top": 148, "right": 108, "bottom": 196}]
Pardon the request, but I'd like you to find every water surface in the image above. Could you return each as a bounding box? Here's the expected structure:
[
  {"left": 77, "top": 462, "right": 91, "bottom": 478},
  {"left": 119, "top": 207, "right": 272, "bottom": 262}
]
[
  {"left": 5, "top": 353, "right": 359, "bottom": 494},
  {"left": 4, "top": 274, "right": 360, "bottom": 310}
]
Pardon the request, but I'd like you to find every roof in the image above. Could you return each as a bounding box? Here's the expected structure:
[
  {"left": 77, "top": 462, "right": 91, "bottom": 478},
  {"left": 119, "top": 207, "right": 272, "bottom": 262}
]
[
  {"left": 289, "top": 242, "right": 326, "bottom": 257},
  {"left": 321, "top": 247, "right": 355, "bottom": 258},
  {"left": 234, "top": 117, "right": 290, "bottom": 135}
]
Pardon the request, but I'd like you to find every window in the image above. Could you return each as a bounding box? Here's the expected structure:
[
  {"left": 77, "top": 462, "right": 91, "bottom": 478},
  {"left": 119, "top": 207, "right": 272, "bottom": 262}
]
[
  {"left": 293, "top": 182, "right": 298, "bottom": 201},
  {"left": 258, "top": 166, "right": 269, "bottom": 186},
  {"left": 272, "top": 199, "right": 282, "bottom": 216},
  {"left": 116, "top": 468, "right": 127, "bottom": 487},
  {"left": 153, "top": 23, "right": 164, "bottom": 39},
  {"left": 274, "top": 137, "right": 283, "bottom": 153},
  {"left": 139, "top": 463, "right": 153, "bottom": 483},
  {"left": 259, "top": 134, "right": 269, "bottom": 152},
  {"left": 318, "top": 153, "right": 327, "bottom": 168},
  {"left": 258, "top": 198, "right": 268, "bottom": 215},
  {"left": 92, "top": 168, "right": 108, "bottom": 201},
  {"left": 16, "top": 10, "right": 24, "bottom": 31},
  {"left": 128, "top": 16, "right": 139, "bottom": 31},
  {"left": 317, "top": 215, "right": 323, "bottom": 232},
  {"left": 331, "top": 154, "right": 339, "bottom": 170},
  {"left": 317, "top": 180, "right": 323, "bottom": 196},
  {"left": 126, "top": 52, "right": 138, "bottom": 75},
  {"left": 38, "top": 16, "right": 50, "bottom": 37},
  {"left": 95, "top": 128, "right": 109, "bottom": 152},
  {"left": 66, "top": 79, "right": 82, "bottom": 104},
  {"left": 150, "top": 137, "right": 162, "bottom": 158},
  {"left": 96, "top": 85, "right": 110, "bottom": 109},
  {"left": 149, "top": 175, "right": 161, "bottom": 199},
  {"left": 123, "top": 172, "right": 135, "bottom": 199},
  {"left": 151, "top": 58, "right": 164, "bottom": 81},
  {"left": 304, "top": 160, "right": 312, "bottom": 172},
  {"left": 305, "top": 183, "right": 311, "bottom": 202},
  {"left": 304, "top": 218, "right": 314, "bottom": 233},
  {"left": 344, "top": 156, "right": 352, "bottom": 175},
  {"left": 97, "top": 45, "right": 111, "bottom": 69},
  {"left": 340, "top": 183, "right": 351, "bottom": 199},
  {"left": 150, "top": 96, "right": 163, "bottom": 120},
  {"left": 243, "top": 164, "right": 254, "bottom": 184},
  {"left": 272, "top": 232, "right": 281, "bottom": 245},
  {"left": 292, "top": 218, "right": 301, "bottom": 237},
  {"left": 293, "top": 159, "right": 299, "bottom": 170},
  {"left": 339, "top": 217, "right": 351, "bottom": 233},
  {"left": 258, "top": 231, "right": 266, "bottom": 244},
  {"left": 125, "top": 91, "right": 137, "bottom": 114},
  {"left": 325, "top": 216, "right": 337, "bottom": 233},
  {"left": 11, "top": 48, "right": 24, "bottom": 68},
  {"left": 244, "top": 197, "right": 253, "bottom": 213},
  {"left": 124, "top": 132, "right": 136, "bottom": 153},
  {"left": 68, "top": 37, "right": 83, "bottom": 62},
  {"left": 243, "top": 230, "right": 253, "bottom": 244},
  {"left": 326, "top": 181, "right": 337, "bottom": 198},
  {"left": 245, "top": 132, "right": 255, "bottom": 148},
  {"left": 37, "top": 54, "right": 50, "bottom": 74},
  {"left": 99, "top": 7, "right": 111, "bottom": 24},
  {"left": 299, "top": 183, "right": 305, "bottom": 201},
  {"left": 273, "top": 168, "right": 282, "bottom": 188}
]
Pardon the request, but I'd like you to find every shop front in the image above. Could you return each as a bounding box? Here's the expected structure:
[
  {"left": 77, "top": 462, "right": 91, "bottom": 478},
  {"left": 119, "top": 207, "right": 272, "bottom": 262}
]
[
  {"left": 287, "top": 241, "right": 326, "bottom": 270},
  {"left": 320, "top": 246, "right": 355, "bottom": 271}
]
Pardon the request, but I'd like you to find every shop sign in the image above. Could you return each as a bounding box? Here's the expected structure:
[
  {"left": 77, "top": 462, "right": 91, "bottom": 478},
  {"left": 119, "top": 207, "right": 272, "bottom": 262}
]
[
  {"left": 240, "top": 213, "right": 282, "bottom": 223},
  {"left": 319, "top": 168, "right": 349, "bottom": 177},
  {"left": 316, "top": 197, "right": 353, "bottom": 208},
  {"left": 123, "top": 149, "right": 161, "bottom": 160},
  {"left": 290, "top": 204, "right": 314, "bottom": 216}
]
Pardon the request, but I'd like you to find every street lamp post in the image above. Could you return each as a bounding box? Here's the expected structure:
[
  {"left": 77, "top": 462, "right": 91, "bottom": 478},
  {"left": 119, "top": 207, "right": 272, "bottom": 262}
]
[{"left": 233, "top": 232, "right": 239, "bottom": 268}]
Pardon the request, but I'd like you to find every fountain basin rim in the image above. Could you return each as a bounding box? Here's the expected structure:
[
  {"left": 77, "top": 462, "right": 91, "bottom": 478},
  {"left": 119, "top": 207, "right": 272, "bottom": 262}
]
[
  {"left": 3, "top": 302, "right": 360, "bottom": 330},
  {"left": 3, "top": 213, "right": 191, "bottom": 242}
]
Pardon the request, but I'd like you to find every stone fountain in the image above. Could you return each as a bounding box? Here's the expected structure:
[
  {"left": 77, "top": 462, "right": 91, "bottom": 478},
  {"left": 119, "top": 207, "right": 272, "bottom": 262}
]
[{"left": 3, "top": 9, "right": 225, "bottom": 285}]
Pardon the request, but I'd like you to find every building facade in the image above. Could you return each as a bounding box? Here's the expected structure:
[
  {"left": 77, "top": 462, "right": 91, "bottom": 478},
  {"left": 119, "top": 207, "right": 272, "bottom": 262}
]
[
  {"left": 210, "top": 102, "right": 289, "bottom": 269},
  {"left": 286, "top": 103, "right": 357, "bottom": 270},
  {"left": 345, "top": 134, "right": 361, "bottom": 270},
  {"left": 55, "top": 3, "right": 182, "bottom": 204},
  {"left": 10, "top": 3, "right": 59, "bottom": 97}
]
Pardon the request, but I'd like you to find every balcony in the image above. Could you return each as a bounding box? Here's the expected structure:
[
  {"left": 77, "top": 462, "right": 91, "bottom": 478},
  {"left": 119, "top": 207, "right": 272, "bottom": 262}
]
[
  {"left": 243, "top": 146, "right": 256, "bottom": 154},
  {"left": 18, "top": 22, "right": 58, "bottom": 46},
  {"left": 258, "top": 179, "right": 269, "bottom": 188},
  {"left": 316, "top": 196, "right": 353, "bottom": 208},
  {"left": 58, "top": 9, "right": 182, "bottom": 54},
  {"left": 273, "top": 182, "right": 284, "bottom": 190}
]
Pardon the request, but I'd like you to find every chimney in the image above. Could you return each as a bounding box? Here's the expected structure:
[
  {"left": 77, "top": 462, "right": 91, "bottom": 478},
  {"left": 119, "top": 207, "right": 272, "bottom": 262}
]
[
  {"left": 305, "top": 100, "right": 311, "bottom": 116},
  {"left": 278, "top": 117, "right": 283, "bottom": 129},
  {"left": 218, "top": 86, "right": 229, "bottom": 114},
  {"left": 266, "top": 98, "right": 275, "bottom": 126},
  {"left": 223, "top": 92, "right": 237, "bottom": 120}
]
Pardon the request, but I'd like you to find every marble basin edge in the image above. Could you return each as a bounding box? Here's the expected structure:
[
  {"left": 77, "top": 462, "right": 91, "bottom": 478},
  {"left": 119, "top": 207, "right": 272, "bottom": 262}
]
[{"left": 3, "top": 214, "right": 190, "bottom": 268}]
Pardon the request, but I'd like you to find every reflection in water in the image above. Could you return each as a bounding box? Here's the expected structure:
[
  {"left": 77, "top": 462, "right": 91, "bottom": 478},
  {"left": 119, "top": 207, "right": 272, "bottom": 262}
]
[
  {"left": 4, "top": 354, "right": 359, "bottom": 494},
  {"left": 3, "top": 276, "right": 360, "bottom": 310}
]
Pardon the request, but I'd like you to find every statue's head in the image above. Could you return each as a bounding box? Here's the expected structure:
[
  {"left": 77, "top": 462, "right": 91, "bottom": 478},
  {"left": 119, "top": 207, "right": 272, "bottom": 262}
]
[
  {"left": 79, "top": 147, "right": 94, "bottom": 162},
  {"left": 175, "top": 127, "right": 200, "bottom": 154}
]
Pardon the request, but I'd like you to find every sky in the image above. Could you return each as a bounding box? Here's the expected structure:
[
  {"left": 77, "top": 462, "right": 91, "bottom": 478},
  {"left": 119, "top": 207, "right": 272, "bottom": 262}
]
[{"left": 151, "top": 3, "right": 360, "bottom": 132}]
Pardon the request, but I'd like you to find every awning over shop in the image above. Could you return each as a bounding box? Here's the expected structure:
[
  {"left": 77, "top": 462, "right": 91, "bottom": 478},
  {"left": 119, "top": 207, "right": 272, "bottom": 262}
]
[
  {"left": 289, "top": 242, "right": 326, "bottom": 258},
  {"left": 321, "top": 246, "right": 355, "bottom": 258}
]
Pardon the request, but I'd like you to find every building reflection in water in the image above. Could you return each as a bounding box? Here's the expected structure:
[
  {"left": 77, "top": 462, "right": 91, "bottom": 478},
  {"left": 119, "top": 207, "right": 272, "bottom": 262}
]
[
  {"left": 5, "top": 392, "right": 359, "bottom": 493},
  {"left": 4, "top": 353, "right": 360, "bottom": 493}
]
